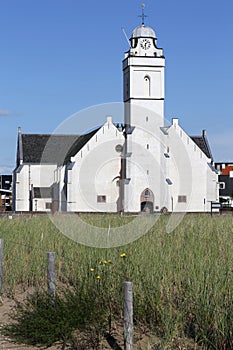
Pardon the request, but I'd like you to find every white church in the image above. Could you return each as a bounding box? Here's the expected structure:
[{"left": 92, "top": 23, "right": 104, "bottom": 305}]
[{"left": 13, "top": 11, "right": 219, "bottom": 213}]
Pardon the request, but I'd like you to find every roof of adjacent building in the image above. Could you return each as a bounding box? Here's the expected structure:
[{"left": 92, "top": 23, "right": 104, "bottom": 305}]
[
  {"left": 221, "top": 166, "right": 233, "bottom": 176},
  {"left": 215, "top": 162, "right": 233, "bottom": 174},
  {"left": 190, "top": 131, "right": 213, "bottom": 160},
  {"left": 17, "top": 128, "right": 99, "bottom": 166}
]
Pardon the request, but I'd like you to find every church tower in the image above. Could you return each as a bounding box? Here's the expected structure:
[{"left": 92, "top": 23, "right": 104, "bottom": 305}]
[
  {"left": 122, "top": 6, "right": 167, "bottom": 213},
  {"left": 123, "top": 5, "right": 165, "bottom": 129}
]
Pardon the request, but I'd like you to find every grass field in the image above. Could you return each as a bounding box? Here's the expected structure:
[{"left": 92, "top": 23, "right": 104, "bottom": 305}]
[{"left": 0, "top": 213, "right": 233, "bottom": 349}]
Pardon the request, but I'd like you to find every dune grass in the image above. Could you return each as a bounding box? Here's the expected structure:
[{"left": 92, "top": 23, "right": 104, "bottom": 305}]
[{"left": 0, "top": 213, "right": 233, "bottom": 348}]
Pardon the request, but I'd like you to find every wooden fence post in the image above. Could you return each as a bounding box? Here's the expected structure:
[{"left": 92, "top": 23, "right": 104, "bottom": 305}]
[
  {"left": 124, "top": 281, "right": 133, "bottom": 350},
  {"left": 0, "top": 239, "right": 3, "bottom": 296},
  {"left": 47, "top": 252, "right": 56, "bottom": 298}
]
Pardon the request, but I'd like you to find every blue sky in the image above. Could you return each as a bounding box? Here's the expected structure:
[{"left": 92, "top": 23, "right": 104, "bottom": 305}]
[{"left": 1, "top": 0, "right": 233, "bottom": 174}]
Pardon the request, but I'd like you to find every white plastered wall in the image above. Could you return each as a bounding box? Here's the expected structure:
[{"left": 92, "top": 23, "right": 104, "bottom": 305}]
[
  {"left": 14, "top": 163, "right": 57, "bottom": 211},
  {"left": 66, "top": 118, "right": 124, "bottom": 212}
]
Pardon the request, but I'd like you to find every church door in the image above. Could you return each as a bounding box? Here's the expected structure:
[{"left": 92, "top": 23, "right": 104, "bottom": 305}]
[{"left": 140, "top": 188, "right": 154, "bottom": 213}]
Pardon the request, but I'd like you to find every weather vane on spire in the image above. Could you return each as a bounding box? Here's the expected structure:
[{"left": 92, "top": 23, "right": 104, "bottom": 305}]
[{"left": 139, "top": 3, "right": 147, "bottom": 25}]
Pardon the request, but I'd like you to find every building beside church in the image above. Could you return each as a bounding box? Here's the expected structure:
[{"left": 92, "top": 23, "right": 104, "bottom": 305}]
[
  {"left": 0, "top": 175, "right": 12, "bottom": 211},
  {"left": 215, "top": 162, "right": 233, "bottom": 209},
  {"left": 12, "top": 14, "right": 219, "bottom": 213}
]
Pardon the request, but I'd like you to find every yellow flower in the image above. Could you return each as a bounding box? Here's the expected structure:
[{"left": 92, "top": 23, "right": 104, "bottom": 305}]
[
  {"left": 96, "top": 275, "right": 101, "bottom": 279},
  {"left": 120, "top": 253, "right": 126, "bottom": 258},
  {"left": 90, "top": 268, "right": 94, "bottom": 272},
  {"left": 107, "top": 259, "right": 112, "bottom": 264},
  {"left": 104, "top": 260, "right": 108, "bottom": 264}
]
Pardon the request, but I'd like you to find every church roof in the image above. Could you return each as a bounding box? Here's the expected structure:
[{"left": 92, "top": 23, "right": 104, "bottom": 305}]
[
  {"left": 131, "top": 25, "right": 156, "bottom": 39},
  {"left": 18, "top": 128, "right": 99, "bottom": 166},
  {"left": 191, "top": 132, "right": 213, "bottom": 160}
]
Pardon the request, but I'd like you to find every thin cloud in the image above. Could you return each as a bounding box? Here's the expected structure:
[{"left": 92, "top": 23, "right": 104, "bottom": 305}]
[
  {"left": 0, "top": 110, "right": 15, "bottom": 116},
  {"left": 0, "top": 109, "right": 19, "bottom": 117}
]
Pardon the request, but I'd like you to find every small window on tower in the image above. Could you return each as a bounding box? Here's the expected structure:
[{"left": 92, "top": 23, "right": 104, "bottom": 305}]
[
  {"left": 146, "top": 116, "right": 149, "bottom": 122},
  {"left": 144, "top": 75, "right": 151, "bottom": 96}
]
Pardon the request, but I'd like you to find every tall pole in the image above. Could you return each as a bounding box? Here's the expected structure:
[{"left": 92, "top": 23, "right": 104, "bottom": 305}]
[
  {"left": 47, "top": 252, "right": 56, "bottom": 298},
  {"left": 124, "top": 281, "right": 133, "bottom": 350},
  {"left": 0, "top": 239, "right": 4, "bottom": 296}
]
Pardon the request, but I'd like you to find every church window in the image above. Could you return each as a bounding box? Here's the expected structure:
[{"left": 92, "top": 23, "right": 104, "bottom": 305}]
[
  {"left": 147, "top": 170, "right": 149, "bottom": 175},
  {"left": 131, "top": 38, "right": 138, "bottom": 48},
  {"left": 96, "top": 135, "right": 98, "bottom": 142},
  {"left": 178, "top": 195, "right": 187, "bottom": 203},
  {"left": 145, "top": 189, "right": 150, "bottom": 197},
  {"left": 97, "top": 195, "right": 106, "bottom": 203},
  {"left": 146, "top": 116, "right": 149, "bottom": 122},
  {"left": 45, "top": 202, "right": 52, "bottom": 210},
  {"left": 147, "top": 144, "right": 149, "bottom": 149},
  {"left": 144, "top": 75, "right": 151, "bottom": 96},
  {"left": 180, "top": 130, "right": 182, "bottom": 137}
]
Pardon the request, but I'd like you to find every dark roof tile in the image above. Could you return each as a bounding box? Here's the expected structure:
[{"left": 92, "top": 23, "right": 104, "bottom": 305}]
[
  {"left": 190, "top": 135, "right": 213, "bottom": 160},
  {"left": 21, "top": 129, "right": 99, "bottom": 165}
]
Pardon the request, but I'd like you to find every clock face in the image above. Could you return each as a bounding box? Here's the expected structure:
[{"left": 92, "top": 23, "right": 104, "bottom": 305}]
[{"left": 140, "top": 38, "right": 151, "bottom": 50}]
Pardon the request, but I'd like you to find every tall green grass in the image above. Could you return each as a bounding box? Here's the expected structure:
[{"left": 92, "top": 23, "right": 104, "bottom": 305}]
[{"left": 1, "top": 214, "right": 233, "bottom": 348}]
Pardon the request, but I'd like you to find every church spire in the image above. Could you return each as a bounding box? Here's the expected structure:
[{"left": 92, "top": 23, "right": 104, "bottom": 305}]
[{"left": 139, "top": 3, "right": 147, "bottom": 25}]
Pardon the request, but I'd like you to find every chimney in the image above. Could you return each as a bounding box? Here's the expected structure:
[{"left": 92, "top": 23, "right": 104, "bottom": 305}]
[
  {"left": 172, "top": 118, "right": 179, "bottom": 126},
  {"left": 106, "top": 115, "right": 112, "bottom": 124}
]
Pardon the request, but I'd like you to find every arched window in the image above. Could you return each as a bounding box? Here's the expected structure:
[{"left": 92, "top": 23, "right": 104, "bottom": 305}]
[
  {"left": 144, "top": 75, "right": 151, "bottom": 96},
  {"left": 145, "top": 189, "right": 150, "bottom": 198}
]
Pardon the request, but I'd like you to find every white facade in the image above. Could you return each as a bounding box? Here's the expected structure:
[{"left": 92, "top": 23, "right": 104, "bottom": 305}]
[
  {"left": 65, "top": 117, "right": 124, "bottom": 212},
  {"left": 13, "top": 20, "right": 219, "bottom": 213},
  {"left": 14, "top": 163, "right": 56, "bottom": 211}
]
